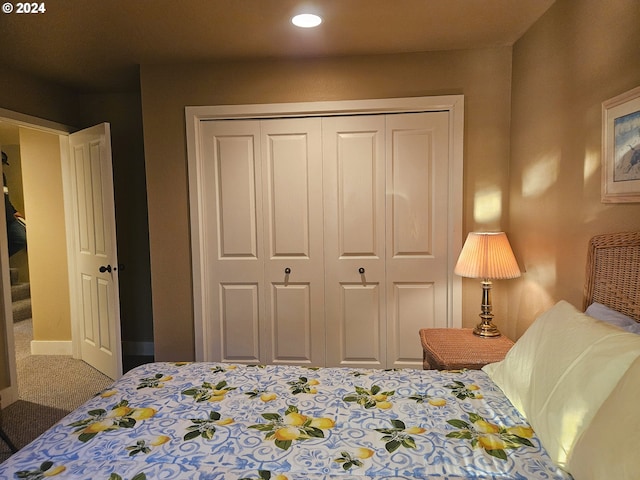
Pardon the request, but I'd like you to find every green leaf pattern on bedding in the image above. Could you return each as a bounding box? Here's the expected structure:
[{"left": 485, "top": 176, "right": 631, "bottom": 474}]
[
  {"left": 249, "top": 404, "right": 335, "bottom": 450},
  {"left": 446, "top": 411, "right": 535, "bottom": 460},
  {"left": 67, "top": 400, "right": 157, "bottom": 443},
  {"left": 1, "top": 362, "right": 572, "bottom": 480}
]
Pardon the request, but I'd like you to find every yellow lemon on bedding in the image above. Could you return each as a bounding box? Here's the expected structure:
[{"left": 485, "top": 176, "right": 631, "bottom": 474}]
[
  {"left": 260, "top": 392, "right": 277, "bottom": 402},
  {"left": 43, "top": 465, "right": 66, "bottom": 476},
  {"left": 474, "top": 419, "right": 500, "bottom": 434},
  {"left": 209, "top": 395, "right": 226, "bottom": 402},
  {"left": 308, "top": 379, "right": 320, "bottom": 386},
  {"left": 284, "top": 412, "right": 308, "bottom": 426},
  {"left": 151, "top": 435, "right": 170, "bottom": 446},
  {"left": 427, "top": 397, "right": 446, "bottom": 407},
  {"left": 109, "top": 406, "right": 133, "bottom": 418},
  {"left": 274, "top": 426, "right": 301, "bottom": 441},
  {"left": 478, "top": 434, "right": 507, "bottom": 451},
  {"left": 373, "top": 394, "right": 388, "bottom": 402},
  {"left": 130, "top": 407, "right": 157, "bottom": 420},
  {"left": 310, "top": 417, "right": 335, "bottom": 429},
  {"left": 273, "top": 475, "right": 288, "bottom": 480},
  {"left": 405, "top": 426, "right": 426, "bottom": 435},
  {"left": 355, "top": 447, "right": 374, "bottom": 459},
  {"left": 216, "top": 418, "right": 234, "bottom": 426},
  {"left": 83, "top": 420, "right": 113, "bottom": 434},
  {"left": 507, "top": 425, "right": 534, "bottom": 438},
  {"left": 467, "top": 384, "right": 480, "bottom": 391},
  {"left": 375, "top": 401, "right": 392, "bottom": 410},
  {"left": 100, "top": 390, "right": 117, "bottom": 398}
]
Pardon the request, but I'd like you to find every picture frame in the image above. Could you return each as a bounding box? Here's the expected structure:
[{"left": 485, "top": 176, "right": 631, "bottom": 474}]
[{"left": 602, "top": 85, "right": 640, "bottom": 203}]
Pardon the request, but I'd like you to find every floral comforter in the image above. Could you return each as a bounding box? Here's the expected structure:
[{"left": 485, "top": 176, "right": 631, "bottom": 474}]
[{"left": 0, "top": 362, "right": 572, "bottom": 480}]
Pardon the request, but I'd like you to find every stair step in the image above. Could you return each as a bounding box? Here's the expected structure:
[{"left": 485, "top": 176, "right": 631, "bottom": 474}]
[
  {"left": 11, "top": 282, "right": 30, "bottom": 302},
  {"left": 12, "top": 298, "right": 31, "bottom": 322},
  {"left": 9, "top": 268, "right": 19, "bottom": 286}
]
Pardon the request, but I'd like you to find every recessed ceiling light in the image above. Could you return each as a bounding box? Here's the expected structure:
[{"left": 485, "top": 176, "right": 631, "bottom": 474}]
[{"left": 291, "top": 13, "right": 322, "bottom": 28}]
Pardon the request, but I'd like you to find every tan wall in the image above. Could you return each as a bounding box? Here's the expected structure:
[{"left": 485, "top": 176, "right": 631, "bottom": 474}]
[
  {"left": 0, "top": 70, "right": 78, "bottom": 128},
  {"left": 141, "top": 47, "right": 514, "bottom": 360},
  {"left": 77, "top": 93, "right": 154, "bottom": 346},
  {"left": 19, "top": 128, "right": 71, "bottom": 341},
  {"left": 507, "top": 0, "right": 640, "bottom": 338}
]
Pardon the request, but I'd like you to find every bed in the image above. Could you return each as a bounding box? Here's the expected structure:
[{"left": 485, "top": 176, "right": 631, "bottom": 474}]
[{"left": 0, "top": 232, "right": 638, "bottom": 480}]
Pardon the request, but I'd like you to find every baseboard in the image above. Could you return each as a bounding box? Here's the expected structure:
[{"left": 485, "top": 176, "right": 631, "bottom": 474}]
[
  {"left": 30, "top": 340, "right": 73, "bottom": 356},
  {"left": 122, "top": 341, "right": 154, "bottom": 357},
  {"left": 28, "top": 340, "right": 154, "bottom": 357}
]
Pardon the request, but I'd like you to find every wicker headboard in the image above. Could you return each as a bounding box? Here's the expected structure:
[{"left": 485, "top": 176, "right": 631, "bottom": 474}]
[{"left": 583, "top": 231, "right": 640, "bottom": 322}]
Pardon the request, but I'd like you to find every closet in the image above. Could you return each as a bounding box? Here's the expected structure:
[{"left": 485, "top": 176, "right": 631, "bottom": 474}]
[{"left": 188, "top": 97, "right": 463, "bottom": 369}]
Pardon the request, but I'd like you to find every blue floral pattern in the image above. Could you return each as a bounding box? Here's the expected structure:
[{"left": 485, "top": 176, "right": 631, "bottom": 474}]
[{"left": 0, "top": 362, "right": 572, "bottom": 479}]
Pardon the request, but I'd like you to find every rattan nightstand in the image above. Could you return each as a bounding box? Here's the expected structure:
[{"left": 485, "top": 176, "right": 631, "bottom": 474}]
[{"left": 419, "top": 328, "right": 514, "bottom": 370}]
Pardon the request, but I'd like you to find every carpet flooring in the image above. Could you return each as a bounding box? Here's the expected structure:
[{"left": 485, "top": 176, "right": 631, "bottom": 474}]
[{"left": 0, "top": 319, "right": 115, "bottom": 464}]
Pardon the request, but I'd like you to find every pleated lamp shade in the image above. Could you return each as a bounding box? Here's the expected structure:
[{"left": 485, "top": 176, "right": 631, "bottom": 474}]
[{"left": 454, "top": 232, "right": 521, "bottom": 280}]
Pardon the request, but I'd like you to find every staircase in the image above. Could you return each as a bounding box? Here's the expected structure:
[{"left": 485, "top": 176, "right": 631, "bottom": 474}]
[{"left": 10, "top": 268, "right": 31, "bottom": 322}]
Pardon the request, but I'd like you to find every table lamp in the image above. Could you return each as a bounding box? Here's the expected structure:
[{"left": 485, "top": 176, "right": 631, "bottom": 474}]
[{"left": 454, "top": 232, "right": 521, "bottom": 337}]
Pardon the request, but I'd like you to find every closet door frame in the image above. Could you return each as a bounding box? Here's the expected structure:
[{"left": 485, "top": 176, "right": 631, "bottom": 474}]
[{"left": 186, "top": 96, "right": 464, "bottom": 362}]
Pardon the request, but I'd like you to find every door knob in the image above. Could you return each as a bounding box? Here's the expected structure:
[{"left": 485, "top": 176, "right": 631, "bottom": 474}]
[
  {"left": 358, "top": 267, "right": 365, "bottom": 274},
  {"left": 99, "top": 265, "right": 112, "bottom": 273},
  {"left": 284, "top": 267, "right": 291, "bottom": 274}
]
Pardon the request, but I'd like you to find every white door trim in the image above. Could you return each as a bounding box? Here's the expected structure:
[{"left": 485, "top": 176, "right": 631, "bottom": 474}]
[{"left": 186, "top": 96, "right": 464, "bottom": 362}]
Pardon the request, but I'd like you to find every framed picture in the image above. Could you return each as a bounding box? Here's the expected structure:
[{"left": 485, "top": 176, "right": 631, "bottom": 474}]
[{"left": 602, "top": 85, "right": 640, "bottom": 203}]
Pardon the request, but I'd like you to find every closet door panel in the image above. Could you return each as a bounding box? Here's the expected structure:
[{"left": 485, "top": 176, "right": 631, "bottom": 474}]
[
  {"left": 219, "top": 283, "right": 261, "bottom": 362},
  {"left": 386, "top": 112, "right": 450, "bottom": 368},
  {"left": 200, "top": 120, "right": 265, "bottom": 363},
  {"left": 391, "top": 283, "right": 435, "bottom": 364},
  {"left": 270, "top": 283, "right": 313, "bottom": 361},
  {"left": 216, "top": 135, "right": 260, "bottom": 257},
  {"left": 262, "top": 119, "right": 325, "bottom": 366},
  {"left": 338, "top": 133, "right": 377, "bottom": 255},
  {"left": 324, "top": 116, "right": 386, "bottom": 368},
  {"left": 340, "top": 283, "right": 382, "bottom": 362}
]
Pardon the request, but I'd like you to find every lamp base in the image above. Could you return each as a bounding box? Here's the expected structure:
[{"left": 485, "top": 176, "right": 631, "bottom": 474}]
[
  {"left": 473, "top": 279, "right": 501, "bottom": 337},
  {"left": 473, "top": 320, "right": 501, "bottom": 338}
]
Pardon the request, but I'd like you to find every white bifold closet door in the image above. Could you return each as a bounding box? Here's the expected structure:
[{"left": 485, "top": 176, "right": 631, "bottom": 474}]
[
  {"left": 199, "top": 111, "right": 450, "bottom": 369},
  {"left": 323, "top": 112, "right": 450, "bottom": 368},
  {"left": 200, "top": 118, "right": 325, "bottom": 367}
]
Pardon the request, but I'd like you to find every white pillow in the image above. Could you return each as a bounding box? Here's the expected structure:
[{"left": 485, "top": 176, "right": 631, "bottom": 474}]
[
  {"left": 585, "top": 302, "right": 640, "bottom": 334},
  {"left": 483, "top": 300, "right": 640, "bottom": 470},
  {"left": 567, "top": 355, "right": 640, "bottom": 479}
]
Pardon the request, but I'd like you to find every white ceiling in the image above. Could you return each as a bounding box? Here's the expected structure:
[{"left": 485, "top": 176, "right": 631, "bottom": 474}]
[{"left": 0, "top": 0, "right": 555, "bottom": 92}]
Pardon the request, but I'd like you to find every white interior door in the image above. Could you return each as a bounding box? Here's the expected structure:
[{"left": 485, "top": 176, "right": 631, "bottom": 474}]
[
  {"left": 261, "top": 118, "right": 325, "bottom": 366},
  {"left": 323, "top": 115, "right": 387, "bottom": 368},
  {"left": 385, "top": 112, "right": 450, "bottom": 368},
  {"left": 200, "top": 120, "right": 264, "bottom": 363},
  {"left": 200, "top": 118, "right": 326, "bottom": 366},
  {"left": 69, "top": 123, "right": 122, "bottom": 379}
]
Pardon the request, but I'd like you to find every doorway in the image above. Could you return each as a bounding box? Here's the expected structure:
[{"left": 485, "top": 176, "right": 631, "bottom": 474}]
[
  {"left": 0, "top": 111, "right": 126, "bottom": 406},
  {"left": 0, "top": 117, "right": 74, "bottom": 405}
]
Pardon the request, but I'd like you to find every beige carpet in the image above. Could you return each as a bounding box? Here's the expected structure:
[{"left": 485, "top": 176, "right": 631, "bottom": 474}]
[{"left": 0, "top": 319, "right": 114, "bottom": 464}]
